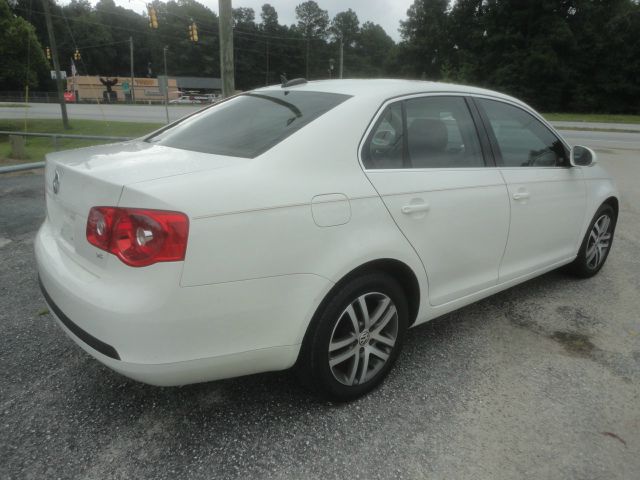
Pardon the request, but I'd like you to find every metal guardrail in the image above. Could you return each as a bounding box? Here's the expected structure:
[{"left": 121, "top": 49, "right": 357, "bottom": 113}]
[
  {"left": 0, "top": 162, "right": 47, "bottom": 174},
  {"left": 0, "top": 131, "right": 133, "bottom": 174}
]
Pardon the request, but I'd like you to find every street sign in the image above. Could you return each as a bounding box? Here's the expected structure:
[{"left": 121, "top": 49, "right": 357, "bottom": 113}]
[{"left": 50, "top": 70, "right": 67, "bottom": 80}]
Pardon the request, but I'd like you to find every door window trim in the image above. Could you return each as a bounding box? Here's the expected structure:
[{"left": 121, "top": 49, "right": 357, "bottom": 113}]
[
  {"left": 358, "top": 92, "right": 494, "bottom": 172},
  {"left": 469, "top": 96, "right": 571, "bottom": 169}
]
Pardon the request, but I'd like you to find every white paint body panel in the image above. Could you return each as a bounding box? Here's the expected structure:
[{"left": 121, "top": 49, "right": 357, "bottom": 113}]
[
  {"left": 34, "top": 79, "right": 619, "bottom": 386},
  {"left": 498, "top": 166, "right": 587, "bottom": 282},
  {"left": 366, "top": 168, "right": 510, "bottom": 305}
]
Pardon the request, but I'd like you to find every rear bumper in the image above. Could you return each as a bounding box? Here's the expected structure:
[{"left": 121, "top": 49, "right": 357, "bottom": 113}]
[
  {"left": 50, "top": 307, "right": 300, "bottom": 386},
  {"left": 35, "top": 219, "right": 333, "bottom": 385},
  {"left": 39, "top": 278, "right": 120, "bottom": 360}
]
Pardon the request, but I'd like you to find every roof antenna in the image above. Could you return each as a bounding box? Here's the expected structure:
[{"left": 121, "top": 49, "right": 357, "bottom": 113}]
[{"left": 280, "top": 77, "right": 308, "bottom": 88}]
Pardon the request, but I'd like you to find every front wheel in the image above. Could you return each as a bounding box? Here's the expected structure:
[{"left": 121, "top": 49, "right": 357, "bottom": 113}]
[
  {"left": 568, "top": 203, "right": 617, "bottom": 277},
  {"left": 297, "top": 273, "right": 408, "bottom": 401}
]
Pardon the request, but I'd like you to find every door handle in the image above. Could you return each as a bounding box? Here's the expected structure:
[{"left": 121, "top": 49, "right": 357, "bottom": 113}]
[
  {"left": 401, "top": 203, "right": 430, "bottom": 214},
  {"left": 512, "top": 192, "right": 530, "bottom": 200}
]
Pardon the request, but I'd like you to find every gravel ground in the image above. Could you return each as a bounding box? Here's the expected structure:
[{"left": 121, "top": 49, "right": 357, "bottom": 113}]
[{"left": 1, "top": 146, "right": 639, "bottom": 479}]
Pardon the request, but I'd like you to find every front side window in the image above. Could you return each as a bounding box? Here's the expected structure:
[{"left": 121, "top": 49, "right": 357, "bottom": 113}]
[
  {"left": 478, "top": 99, "right": 568, "bottom": 167},
  {"left": 146, "top": 91, "right": 351, "bottom": 158},
  {"left": 363, "top": 96, "right": 485, "bottom": 169}
]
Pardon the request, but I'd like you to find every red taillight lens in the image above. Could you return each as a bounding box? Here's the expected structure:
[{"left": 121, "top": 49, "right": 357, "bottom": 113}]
[{"left": 86, "top": 207, "right": 189, "bottom": 267}]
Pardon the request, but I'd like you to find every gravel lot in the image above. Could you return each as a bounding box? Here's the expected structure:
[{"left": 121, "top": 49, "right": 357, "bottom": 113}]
[{"left": 1, "top": 142, "right": 639, "bottom": 479}]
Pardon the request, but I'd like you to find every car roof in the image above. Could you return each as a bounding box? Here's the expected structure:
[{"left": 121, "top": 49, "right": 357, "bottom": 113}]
[{"left": 255, "top": 79, "right": 525, "bottom": 107}]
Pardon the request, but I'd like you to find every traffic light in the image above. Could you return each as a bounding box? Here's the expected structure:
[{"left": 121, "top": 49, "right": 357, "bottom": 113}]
[
  {"left": 148, "top": 4, "right": 158, "bottom": 29},
  {"left": 188, "top": 21, "right": 198, "bottom": 42},
  {"left": 45, "top": 46, "right": 51, "bottom": 60},
  {"left": 73, "top": 49, "right": 81, "bottom": 61}
]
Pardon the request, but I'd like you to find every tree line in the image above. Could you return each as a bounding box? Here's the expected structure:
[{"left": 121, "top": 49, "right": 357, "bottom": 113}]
[
  {"left": 4, "top": 0, "right": 396, "bottom": 92},
  {"left": 3, "top": 0, "right": 640, "bottom": 113}
]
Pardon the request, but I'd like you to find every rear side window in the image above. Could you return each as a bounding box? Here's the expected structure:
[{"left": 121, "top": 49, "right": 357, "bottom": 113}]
[
  {"left": 363, "top": 96, "right": 485, "bottom": 169},
  {"left": 405, "top": 96, "right": 484, "bottom": 168},
  {"left": 362, "top": 102, "right": 405, "bottom": 169},
  {"left": 146, "top": 91, "right": 351, "bottom": 158},
  {"left": 477, "top": 99, "right": 568, "bottom": 167}
]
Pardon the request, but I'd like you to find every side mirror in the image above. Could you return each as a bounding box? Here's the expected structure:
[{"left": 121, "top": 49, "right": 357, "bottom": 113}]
[{"left": 570, "top": 145, "right": 597, "bottom": 167}]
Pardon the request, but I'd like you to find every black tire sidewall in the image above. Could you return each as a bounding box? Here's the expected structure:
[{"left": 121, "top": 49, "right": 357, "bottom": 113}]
[{"left": 303, "top": 272, "right": 408, "bottom": 402}]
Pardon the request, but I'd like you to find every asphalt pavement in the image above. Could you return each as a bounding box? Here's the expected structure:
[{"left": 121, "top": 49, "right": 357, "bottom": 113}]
[
  {"left": 0, "top": 135, "right": 639, "bottom": 479},
  {"left": 0, "top": 102, "right": 201, "bottom": 123}
]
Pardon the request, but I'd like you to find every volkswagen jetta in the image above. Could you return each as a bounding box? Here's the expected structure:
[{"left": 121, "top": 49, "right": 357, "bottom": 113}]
[{"left": 35, "top": 79, "right": 618, "bottom": 400}]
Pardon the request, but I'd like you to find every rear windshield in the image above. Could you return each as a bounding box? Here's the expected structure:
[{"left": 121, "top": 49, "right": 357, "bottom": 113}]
[{"left": 146, "top": 90, "right": 351, "bottom": 158}]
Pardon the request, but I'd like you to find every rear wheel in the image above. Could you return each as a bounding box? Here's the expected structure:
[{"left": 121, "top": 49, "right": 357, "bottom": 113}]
[
  {"left": 298, "top": 273, "right": 408, "bottom": 401},
  {"left": 568, "top": 204, "right": 616, "bottom": 277}
]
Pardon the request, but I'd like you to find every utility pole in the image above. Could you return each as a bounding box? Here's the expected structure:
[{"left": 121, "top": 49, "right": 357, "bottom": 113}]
[
  {"left": 163, "top": 46, "right": 169, "bottom": 124},
  {"left": 129, "top": 37, "right": 135, "bottom": 103},
  {"left": 339, "top": 38, "right": 344, "bottom": 79},
  {"left": 265, "top": 39, "right": 270, "bottom": 86},
  {"left": 218, "top": 0, "right": 235, "bottom": 97},
  {"left": 41, "top": 0, "right": 70, "bottom": 129},
  {"left": 305, "top": 39, "right": 310, "bottom": 78}
]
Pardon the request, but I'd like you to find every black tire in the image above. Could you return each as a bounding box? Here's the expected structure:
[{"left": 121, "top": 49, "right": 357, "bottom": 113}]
[
  {"left": 568, "top": 203, "right": 617, "bottom": 278},
  {"left": 297, "top": 272, "right": 408, "bottom": 402}
]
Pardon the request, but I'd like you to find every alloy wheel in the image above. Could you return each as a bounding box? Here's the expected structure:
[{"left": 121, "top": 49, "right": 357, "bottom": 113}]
[
  {"left": 586, "top": 214, "right": 612, "bottom": 269},
  {"left": 328, "top": 292, "right": 399, "bottom": 386}
]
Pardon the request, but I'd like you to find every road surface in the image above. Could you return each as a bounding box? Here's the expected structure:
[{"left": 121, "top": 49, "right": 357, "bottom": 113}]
[{"left": 0, "top": 102, "right": 201, "bottom": 123}]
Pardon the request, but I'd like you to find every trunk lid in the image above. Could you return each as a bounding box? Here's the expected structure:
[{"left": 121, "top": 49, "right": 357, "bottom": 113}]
[{"left": 44, "top": 141, "right": 242, "bottom": 271}]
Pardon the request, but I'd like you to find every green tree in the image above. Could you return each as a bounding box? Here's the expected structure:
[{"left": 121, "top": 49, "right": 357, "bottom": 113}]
[
  {"left": 566, "top": 0, "right": 640, "bottom": 112},
  {"left": 260, "top": 3, "right": 278, "bottom": 31},
  {"left": 0, "top": 0, "right": 48, "bottom": 90},
  {"left": 354, "top": 21, "right": 396, "bottom": 77},
  {"left": 331, "top": 8, "right": 359, "bottom": 47},
  {"left": 474, "top": 1, "right": 576, "bottom": 110},
  {"left": 259, "top": 4, "right": 305, "bottom": 85},
  {"left": 232, "top": 7, "right": 255, "bottom": 26},
  {"left": 295, "top": 0, "right": 329, "bottom": 77},
  {"left": 446, "top": 0, "right": 487, "bottom": 83},
  {"left": 399, "top": 0, "right": 449, "bottom": 79}
]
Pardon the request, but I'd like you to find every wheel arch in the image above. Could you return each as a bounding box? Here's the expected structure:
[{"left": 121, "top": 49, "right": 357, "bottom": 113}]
[
  {"left": 295, "top": 257, "right": 422, "bottom": 368},
  {"left": 311, "top": 258, "right": 421, "bottom": 333},
  {"left": 603, "top": 196, "right": 619, "bottom": 219}
]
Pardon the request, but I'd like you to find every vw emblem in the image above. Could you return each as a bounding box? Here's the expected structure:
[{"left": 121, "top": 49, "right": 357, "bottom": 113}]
[{"left": 52, "top": 170, "right": 61, "bottom": 194}]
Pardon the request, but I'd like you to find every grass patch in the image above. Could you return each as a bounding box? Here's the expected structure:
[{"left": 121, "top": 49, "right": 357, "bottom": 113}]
[
  {"left": 0, "top": 119, "right": 163, "bottom": 164},
  {"left": 554, "top": 126, "right": 640, "bottom": 134},
  {"left": 543, "top": 113, "right": 640, "bottom": 124}
]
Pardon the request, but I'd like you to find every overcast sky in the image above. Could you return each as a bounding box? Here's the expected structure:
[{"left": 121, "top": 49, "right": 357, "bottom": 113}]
[{"left": 81, "top": 0, "right": 414, "bottom": 41}]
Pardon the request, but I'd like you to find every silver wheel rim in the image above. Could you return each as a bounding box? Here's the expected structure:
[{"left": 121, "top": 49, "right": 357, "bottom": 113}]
[
  {"left": 328, "top": 292, "right": 399, "bottom": 386},
  {"left": 586, "top": 214, "right": 612, "bottom": 269}
]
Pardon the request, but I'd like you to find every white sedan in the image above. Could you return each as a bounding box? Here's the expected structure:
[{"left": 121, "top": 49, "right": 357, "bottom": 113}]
[{"left": 35, "top": 79, "right": 618, "bottom": 401}]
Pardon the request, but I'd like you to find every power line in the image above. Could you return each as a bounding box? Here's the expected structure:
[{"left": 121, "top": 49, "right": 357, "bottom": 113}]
[
  {"left": 15, "top": 3, "right": 310, "bottom": 48},
  {"left": 128, "top": 0, "right": 307, "bottom": 43},
  {"left": 41, "top": 8, "right": 299, "bottom": 62},
  {"left": 77, "top": 39, "right": 132, "bottom": 50}
]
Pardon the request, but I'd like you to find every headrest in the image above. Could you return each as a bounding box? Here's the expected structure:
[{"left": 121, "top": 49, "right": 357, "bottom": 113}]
[{"left": 408, "top": 118, "right": 448, "bottom": 152}]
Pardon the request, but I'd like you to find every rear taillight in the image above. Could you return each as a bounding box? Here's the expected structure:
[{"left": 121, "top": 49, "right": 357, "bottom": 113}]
[{"left": 86, "top": 207, "right": 189, "bottom": 267}]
